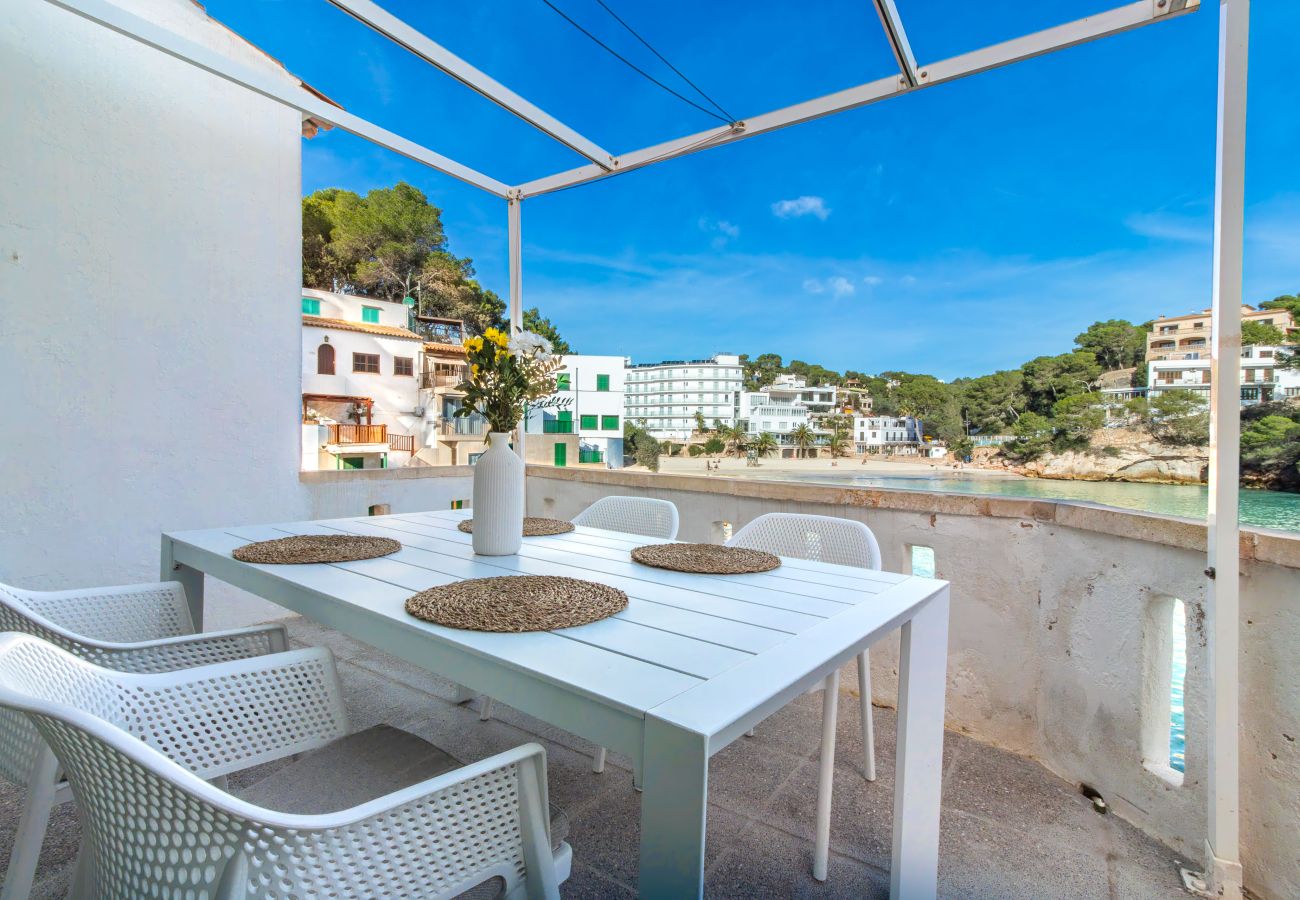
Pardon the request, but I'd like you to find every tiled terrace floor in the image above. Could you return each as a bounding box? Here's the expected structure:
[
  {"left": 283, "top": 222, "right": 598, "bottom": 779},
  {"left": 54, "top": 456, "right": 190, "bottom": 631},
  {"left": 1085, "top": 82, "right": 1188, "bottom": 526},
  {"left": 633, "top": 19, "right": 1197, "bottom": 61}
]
[{"left": 7, "top": 616, "right": 1194, "bottom": 898}]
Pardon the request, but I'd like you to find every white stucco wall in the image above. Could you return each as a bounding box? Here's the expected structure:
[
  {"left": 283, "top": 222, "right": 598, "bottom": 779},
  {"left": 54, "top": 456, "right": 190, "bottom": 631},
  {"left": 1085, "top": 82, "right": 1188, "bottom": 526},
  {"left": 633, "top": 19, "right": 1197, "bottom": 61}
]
[{"left": 0, "top": 0, "right": 312, "bottom": 625}]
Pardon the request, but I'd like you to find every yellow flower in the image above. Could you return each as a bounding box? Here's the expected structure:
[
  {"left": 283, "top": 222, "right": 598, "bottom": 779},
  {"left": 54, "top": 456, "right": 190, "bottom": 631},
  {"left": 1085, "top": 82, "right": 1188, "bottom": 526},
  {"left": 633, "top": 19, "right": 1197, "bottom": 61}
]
[
  {"left": 464, "top": 336, "right": 484, "bottom": 352},
  {"left": 483, "top": 327, "right": 510, "bottom": 349},
  {"left": 470, "top": 363, "right": 480, "bottom": 378}
]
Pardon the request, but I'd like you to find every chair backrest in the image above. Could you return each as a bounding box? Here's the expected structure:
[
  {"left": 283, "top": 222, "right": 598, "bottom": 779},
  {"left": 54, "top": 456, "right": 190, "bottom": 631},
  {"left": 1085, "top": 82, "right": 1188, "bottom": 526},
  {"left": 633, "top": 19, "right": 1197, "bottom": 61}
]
[
  {"left": 727, "top": 513, "right": 882, "bottom": 570},
  {"left": 572, "top": 496, "right": 680, "bottom": 540},
  {"left": 0, "top": 581, "right": 192, "bottom": 646},
  {"left": 0, "top": 581, "right": 194, "bottom": 789},
  {"left": 0, "top": 634, "right": 544, "bottom": 899}
]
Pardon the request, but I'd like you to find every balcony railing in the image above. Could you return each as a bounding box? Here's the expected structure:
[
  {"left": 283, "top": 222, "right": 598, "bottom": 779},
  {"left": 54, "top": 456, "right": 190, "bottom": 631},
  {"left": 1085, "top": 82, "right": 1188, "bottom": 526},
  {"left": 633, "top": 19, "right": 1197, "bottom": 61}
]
[
  {"left": 388, "top": 433, "right": 415, "bottom": 452},
  {"left": 327, "top": 423, "right": 387, "bottom": 444},
  {"left": 421, "top": 371, "right": 465, "bottom": 390},
  {"left": 436, "top": 416, "right": 487, "bottom": 437},
  {"left": 535, "top": 420, "right": 574, "bottom": 434}
]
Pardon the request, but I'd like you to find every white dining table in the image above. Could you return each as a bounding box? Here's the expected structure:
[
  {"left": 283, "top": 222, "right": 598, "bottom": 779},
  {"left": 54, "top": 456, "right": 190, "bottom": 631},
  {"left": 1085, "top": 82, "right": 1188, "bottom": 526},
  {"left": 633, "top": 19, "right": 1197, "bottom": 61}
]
[{"left": 161, "top": 508, "right": 950, "bottom": 899}]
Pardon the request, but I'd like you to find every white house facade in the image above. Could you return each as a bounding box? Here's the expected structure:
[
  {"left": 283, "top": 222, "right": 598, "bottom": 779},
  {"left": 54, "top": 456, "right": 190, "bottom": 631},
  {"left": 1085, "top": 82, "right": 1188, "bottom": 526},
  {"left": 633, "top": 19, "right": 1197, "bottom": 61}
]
[
  {"left": 1148, "top": 344, "right": 1300, "bottom": 406},
  {"left": 854, "top": 416, "right": 925, "bottom": 453},
  {"left": 526, "top": 355, "right": 626, "bottom": 467},
  {"left": 625, "top": 354, "right": 743, "bottom": 440},
  {"left": 300, "top": 288, "right": 426, "bottom": 470}
]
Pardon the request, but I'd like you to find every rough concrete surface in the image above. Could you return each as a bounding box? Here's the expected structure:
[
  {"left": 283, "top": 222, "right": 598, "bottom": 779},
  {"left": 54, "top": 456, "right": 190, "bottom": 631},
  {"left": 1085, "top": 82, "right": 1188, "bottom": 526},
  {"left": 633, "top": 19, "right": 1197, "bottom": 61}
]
[{"left": 2, "top": 616, "right": 1194, "bottom": 898}]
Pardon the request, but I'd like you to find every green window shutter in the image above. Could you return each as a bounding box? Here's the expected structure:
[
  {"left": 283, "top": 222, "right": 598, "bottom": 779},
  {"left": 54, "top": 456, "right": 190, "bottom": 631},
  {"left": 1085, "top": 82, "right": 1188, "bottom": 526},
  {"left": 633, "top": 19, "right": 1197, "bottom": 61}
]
[
  {"left": 342, "top": 457, "right": 364, "bottom": 470},
  {"left": 602, "top": 415, "right": 619, "bottom": 431},
  {"left": 556, "top": 373, "right": 571, "bottom": 391},
  {"left": 558, "top": 410, "right": 572, "bottom": 423},
  {"left": 596, "top": 374, "right": 610, "bottom": 391},
  {"left": 580, "top": 414, "right": 598, "bottom": 430},
  {"left": 362, "top": 306, "right": 380, "bottom": 324},
  {"left": 302, "top": 298, "right": 320, "bottom": 315}
]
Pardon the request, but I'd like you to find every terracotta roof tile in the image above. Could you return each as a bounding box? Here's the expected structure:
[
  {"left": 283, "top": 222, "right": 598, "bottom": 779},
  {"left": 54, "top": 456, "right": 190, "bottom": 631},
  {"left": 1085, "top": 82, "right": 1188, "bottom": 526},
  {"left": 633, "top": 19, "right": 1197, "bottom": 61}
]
[
  {"left": 303, "top": 316, "right": 424, "bottom": 341},
  {"left": 423, "top": 341, "right": 468, "bottom": 356}
]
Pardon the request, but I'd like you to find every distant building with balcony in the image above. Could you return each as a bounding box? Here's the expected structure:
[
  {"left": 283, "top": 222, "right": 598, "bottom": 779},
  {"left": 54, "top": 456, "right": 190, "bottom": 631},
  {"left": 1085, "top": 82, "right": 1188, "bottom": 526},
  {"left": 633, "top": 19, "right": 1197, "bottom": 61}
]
[
  {"left": 526, "top": 355, "right": 626, "bottom": 467},
  {"left": 300, "top": 288, "right": 426, "bottom": 470},
  {"left": 300, "top": 289, "right": 489, "bottom": 468},
  {"left": 1146, "top": 305, "right": 1294, "bottom": 362},
  {"left": 625, "top": 354, "right": 743, "bottom": 440},
  {"left": 1147, "top": 344, "right": 1300, "bottom": 406},
  {"left": 853, "top": 416, "right": 925, "bottom": 454}
]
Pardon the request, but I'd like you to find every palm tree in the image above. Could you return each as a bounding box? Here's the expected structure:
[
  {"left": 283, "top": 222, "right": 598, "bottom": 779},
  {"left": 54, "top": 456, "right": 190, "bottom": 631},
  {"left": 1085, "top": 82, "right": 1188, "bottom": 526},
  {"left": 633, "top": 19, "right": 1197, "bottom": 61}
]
[
  {"left": 720, "top": 425, "right": 749, "bottom": 457},
  {"left": 752, "top": 432, "right": 779, "bottom": 458},
  {"left": 824, "top": 430, "right": 849, "bottom": 459},
  {"left": 790, "top": 424, "right": 815, "bottom": 458}
]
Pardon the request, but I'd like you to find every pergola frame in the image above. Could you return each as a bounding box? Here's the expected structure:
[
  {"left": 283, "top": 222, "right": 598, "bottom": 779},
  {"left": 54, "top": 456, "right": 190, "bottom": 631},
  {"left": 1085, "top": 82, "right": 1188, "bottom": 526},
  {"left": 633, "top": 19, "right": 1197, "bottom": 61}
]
[{"left": 42, "top": 0, "right": 1249, "bottom": 896}]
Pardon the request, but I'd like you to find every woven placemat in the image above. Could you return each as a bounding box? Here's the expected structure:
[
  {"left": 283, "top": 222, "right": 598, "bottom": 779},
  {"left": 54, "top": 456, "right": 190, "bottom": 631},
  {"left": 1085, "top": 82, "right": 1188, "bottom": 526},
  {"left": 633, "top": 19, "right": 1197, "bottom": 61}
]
[
  {"left": 456, "top": 517, "right": 574, "bottom": 536},
  {"left": 631, "top": 543, "right": 781, "bottom": 574},
  {"left": 232, "top": 535, "right": 401, "bottom": 564},
  {"left": 405, "top": 575, "right": 627, "bottom": 633}
]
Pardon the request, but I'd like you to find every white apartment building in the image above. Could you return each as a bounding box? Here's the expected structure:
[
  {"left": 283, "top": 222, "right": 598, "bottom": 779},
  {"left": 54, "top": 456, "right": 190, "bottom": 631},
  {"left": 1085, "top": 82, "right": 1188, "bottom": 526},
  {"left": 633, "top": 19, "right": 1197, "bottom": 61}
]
[
  {"left": 741, "top": 374, "right": 843, "bottom": 442},
  {"left": 854, "top": 416, "right": 925, "bottom": 453},
  {"left": 1148, "top": 344, "right": 1300, "bottom": 406},
  {"left": 301, "top": 288, "right": 426, "bottom": 470},
  {"left": 625, "top": 354, "right": 743, "bottom": 440},
  {"left": 526, "top": 355, "right": 626, "bottom": 467}
]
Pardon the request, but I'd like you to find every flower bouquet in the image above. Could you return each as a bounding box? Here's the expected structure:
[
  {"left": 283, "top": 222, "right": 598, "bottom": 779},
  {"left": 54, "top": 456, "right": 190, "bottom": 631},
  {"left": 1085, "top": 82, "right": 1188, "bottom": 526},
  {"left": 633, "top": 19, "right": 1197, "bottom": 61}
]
[{"left": 456, "top": 328, "right": 562, "bottom": 554}]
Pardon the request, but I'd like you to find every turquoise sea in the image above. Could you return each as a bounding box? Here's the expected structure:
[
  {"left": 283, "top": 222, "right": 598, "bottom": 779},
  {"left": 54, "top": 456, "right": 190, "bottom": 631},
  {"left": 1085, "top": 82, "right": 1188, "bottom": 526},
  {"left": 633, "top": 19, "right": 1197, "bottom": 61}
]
[{"left": 766, "top": 469, "right": 1300, "bottom": 533}]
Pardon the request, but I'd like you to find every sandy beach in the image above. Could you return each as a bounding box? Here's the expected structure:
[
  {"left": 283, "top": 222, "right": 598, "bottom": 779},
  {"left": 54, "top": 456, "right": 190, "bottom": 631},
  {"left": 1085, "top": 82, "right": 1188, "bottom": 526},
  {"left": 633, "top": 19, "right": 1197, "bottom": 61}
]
[{"left": 656, "top": 454, "right": 1027, "bottom": 481}]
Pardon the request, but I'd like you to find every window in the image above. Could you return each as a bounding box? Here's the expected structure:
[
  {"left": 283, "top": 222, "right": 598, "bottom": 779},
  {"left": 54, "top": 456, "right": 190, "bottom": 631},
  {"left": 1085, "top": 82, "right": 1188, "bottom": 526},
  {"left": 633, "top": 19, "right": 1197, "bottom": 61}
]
[
  {"left": 302, "top": 297, "right": 320, "bottom": 315},
  {"left": 394, "top": 356, "right": 414, "bottom": 377},
  {"left": 580, "top": 414, "right": 598, "bottom": 430},
  {"left": 602, "top": 415, "right": 619, "bottom": 431},
  {"left": 316, "top": 343, "right": 335, "bottom": 375},
  {"left": 596, "top": 374, "right": 610, "bottom": 391},
  {"left": 556, "top": 372, "right": 571, "bottom": 391},
  {"left": 353, "top": 353, "right": 380, "bottom": 374},
  {"left": 361, "top": 306, "right": 381, "bottom": 324},
  {"left": 341, "top": 457, "right": 364, "bottom": 470}
]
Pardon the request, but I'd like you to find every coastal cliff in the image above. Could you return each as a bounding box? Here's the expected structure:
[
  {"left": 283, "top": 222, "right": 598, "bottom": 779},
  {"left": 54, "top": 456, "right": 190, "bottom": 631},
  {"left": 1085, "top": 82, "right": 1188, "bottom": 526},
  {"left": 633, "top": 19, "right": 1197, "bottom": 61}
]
[{"left": 974, "top": 430, "right": 1210, "bottom": 485}]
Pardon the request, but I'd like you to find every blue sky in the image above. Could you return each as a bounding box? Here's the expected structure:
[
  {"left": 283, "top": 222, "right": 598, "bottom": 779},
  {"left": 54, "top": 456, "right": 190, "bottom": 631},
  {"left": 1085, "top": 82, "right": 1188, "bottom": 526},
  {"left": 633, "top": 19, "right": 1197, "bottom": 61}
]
[{"left": 207, "top": 0, "right": 1299, "bottom": 380}]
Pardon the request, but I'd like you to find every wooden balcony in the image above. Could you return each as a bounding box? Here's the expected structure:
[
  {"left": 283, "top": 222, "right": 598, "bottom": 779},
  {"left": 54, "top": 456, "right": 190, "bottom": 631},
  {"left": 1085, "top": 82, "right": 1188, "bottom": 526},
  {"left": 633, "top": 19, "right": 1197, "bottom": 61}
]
[
  {"left": 421, "top": 371, "right": 466, "bottom": 390},
  {"left": 327, "top": 423, "right": 387, "bottom": 445}
]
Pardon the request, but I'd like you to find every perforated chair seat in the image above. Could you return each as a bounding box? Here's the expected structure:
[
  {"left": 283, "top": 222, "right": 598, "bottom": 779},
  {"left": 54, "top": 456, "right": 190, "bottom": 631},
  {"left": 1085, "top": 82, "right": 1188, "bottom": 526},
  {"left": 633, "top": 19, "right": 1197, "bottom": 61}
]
[{"left": 236, "top": 723, "right": 570, "bottom": 851}]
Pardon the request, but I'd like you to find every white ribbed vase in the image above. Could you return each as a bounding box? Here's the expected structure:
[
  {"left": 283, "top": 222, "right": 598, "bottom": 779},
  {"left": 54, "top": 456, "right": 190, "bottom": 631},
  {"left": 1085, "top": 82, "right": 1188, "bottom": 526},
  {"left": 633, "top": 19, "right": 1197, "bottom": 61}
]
[{"left": 471, "top": 432, "right": 524, "bottom": 556}]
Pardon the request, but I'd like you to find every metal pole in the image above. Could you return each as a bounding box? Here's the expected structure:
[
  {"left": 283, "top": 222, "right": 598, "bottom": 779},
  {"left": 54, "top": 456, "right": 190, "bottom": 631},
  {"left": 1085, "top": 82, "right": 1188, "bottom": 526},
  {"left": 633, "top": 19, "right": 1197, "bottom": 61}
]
[
  {"left": 508, "top": 197, "right": 526, "bottom": 467},
  {"left": 1202, "top": 1, "right": 1247, "bottom": 897}
]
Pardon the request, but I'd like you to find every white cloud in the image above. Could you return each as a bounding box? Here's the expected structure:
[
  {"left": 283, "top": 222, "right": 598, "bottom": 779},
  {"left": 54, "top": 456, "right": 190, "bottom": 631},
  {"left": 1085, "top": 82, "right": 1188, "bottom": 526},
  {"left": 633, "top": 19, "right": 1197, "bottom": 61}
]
[
  {"left": 1125, "top": 211, "right": 1210, "bottom": 244},
  {"left": 803, "top": 276, "right": 855, "bottom": 297},
  {"left": 828, "top": 276, "right": 855, "bottom": 297},
  {"left": 772, "top": 195, "right": 831, "bottom": 221},
  {"left": 862, "top": 275, "right": 884, "bottom": 286},
  {"left": 698, "top": 216, "right": 740, "bottom": 249}
]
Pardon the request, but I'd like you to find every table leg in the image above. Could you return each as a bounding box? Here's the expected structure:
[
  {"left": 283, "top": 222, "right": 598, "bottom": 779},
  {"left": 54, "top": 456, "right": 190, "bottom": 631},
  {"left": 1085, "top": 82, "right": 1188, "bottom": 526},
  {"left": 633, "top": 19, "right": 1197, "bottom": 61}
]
[
  {"left": 638, "top": 716, "right": 708, "bottom": 899},
  {"left": 160, "top": 536, "right": 205, "bottom": 629},
  {"left": 890, "top": 587, "right": 950, "bottom": 900}
]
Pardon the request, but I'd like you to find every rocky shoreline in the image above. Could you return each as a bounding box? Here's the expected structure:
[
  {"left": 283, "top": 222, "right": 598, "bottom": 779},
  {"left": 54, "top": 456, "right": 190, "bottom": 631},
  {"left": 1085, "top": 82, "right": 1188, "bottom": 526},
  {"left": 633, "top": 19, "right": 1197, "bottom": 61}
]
[{"left": 970, "top": 431, "right": 1210, "bottom": 486}]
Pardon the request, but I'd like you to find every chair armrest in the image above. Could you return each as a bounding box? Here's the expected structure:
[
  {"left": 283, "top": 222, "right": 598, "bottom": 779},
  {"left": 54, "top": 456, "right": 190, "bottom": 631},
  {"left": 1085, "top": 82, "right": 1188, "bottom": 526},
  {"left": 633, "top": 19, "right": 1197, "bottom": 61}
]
[
  {"left": 88, "top": 623, "right": 289, "bottom": 673},
  {"left": 20, "top": 581, "right": 193, "bottom": 642},
  {"left": 123, "top": 646, "right": 349, "bottom": 779},
  {"left": 241, "top": 743, "right": 562, "bottom": 900}
]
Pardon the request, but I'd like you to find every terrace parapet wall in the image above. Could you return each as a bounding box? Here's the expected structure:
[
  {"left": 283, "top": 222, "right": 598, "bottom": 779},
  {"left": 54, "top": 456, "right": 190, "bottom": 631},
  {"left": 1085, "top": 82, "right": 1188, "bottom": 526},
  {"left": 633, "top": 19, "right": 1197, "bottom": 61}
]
[{"left": 525, "top": 465, "right": 1300, "bottom": 900}]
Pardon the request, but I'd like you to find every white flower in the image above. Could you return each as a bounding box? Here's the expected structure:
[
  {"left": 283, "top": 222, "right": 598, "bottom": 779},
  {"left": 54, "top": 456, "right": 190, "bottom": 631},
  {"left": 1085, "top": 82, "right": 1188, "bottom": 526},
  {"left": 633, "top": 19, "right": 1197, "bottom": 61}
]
[{"left": 509, "top": 331, "right": 554, "bottom": 359}]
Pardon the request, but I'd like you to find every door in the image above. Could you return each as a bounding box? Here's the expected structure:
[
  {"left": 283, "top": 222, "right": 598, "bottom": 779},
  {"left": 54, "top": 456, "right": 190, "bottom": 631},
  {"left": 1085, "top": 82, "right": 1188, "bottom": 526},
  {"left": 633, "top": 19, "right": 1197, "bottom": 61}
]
[
  {"left": 554, "top": 442, "right": 567, "bottom": 467},
  {"left": 341, "top": 456, "right": 364, "bottom": 470}
]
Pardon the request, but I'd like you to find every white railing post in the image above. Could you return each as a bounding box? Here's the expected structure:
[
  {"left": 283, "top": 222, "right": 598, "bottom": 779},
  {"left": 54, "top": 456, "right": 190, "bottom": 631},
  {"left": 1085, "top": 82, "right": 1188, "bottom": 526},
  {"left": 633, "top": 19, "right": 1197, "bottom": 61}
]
[
  {"left": 509, "top": 195, "right": 527, "bottom": 471},
  {"left": 1202, "top": 0, "right": 1247, "bottom": 897}
]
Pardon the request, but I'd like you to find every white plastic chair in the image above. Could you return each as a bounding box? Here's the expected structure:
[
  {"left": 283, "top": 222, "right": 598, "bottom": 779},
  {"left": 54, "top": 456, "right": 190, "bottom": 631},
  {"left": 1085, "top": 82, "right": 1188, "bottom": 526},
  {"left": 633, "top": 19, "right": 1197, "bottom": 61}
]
[
  {"left": 571, "top": 495, "right": 680, "bottom": 540},
  {"left": 726, "top": 513, "right": 883, "bottom": 882},
  {"left": 479, "top": 495, "right": 679, "bottom": 777},
  {"left": 0, "top": 578, "right": 289, "bottom": 899},
  {"left": 0, "top": 633, "right": 571, "bottom": 899}
]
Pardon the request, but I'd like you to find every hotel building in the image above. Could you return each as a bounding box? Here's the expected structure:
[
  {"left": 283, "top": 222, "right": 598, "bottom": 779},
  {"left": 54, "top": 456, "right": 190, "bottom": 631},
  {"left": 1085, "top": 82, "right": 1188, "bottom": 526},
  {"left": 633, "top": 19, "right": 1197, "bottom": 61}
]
[{"left": 625, "top": 354, "right": 744, "bottom": 440}]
